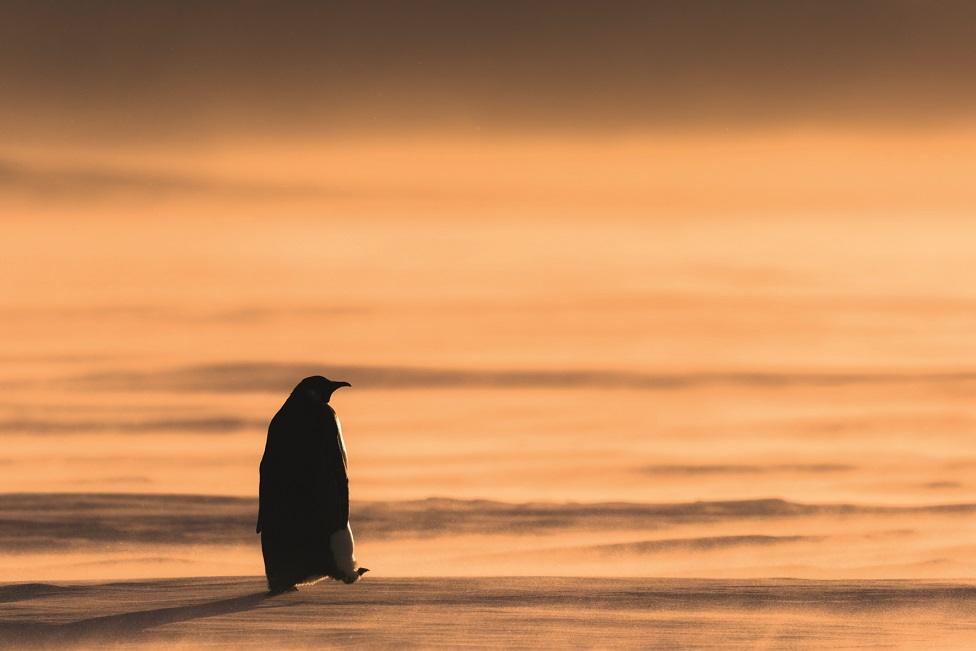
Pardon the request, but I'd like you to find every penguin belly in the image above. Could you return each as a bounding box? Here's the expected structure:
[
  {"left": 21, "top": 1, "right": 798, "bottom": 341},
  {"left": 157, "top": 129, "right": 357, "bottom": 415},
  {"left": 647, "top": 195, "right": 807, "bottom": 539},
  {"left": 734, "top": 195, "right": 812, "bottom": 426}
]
[{"left": 329, "top": 522, "right": 360, "bottom": 581}]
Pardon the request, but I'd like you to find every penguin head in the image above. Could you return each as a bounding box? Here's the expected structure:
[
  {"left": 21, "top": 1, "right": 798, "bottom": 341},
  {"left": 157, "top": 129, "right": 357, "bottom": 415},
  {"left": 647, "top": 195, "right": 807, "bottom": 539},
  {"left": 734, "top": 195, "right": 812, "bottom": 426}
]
[{"left": 297, "top": 376, "right": 351, "bottom": 403}]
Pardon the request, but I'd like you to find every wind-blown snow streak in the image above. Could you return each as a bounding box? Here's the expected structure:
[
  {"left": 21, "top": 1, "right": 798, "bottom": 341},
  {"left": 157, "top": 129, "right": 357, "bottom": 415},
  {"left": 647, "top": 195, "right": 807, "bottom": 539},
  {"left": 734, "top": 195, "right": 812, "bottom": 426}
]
[{"left": 1, "top": 493, "right": 973, "bottom": 550}]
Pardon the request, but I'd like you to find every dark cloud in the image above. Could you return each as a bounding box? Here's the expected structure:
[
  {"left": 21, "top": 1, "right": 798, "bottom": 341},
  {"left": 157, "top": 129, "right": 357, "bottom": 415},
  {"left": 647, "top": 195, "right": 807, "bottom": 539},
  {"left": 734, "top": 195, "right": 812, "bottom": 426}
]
[
  {"left": 0, "top": 158, "right": 335, "bottom": 201},
  {"left": 2, "top": 493, "right": 973, "bottom": 550},
  {"left": 1, "top": 1, "right": 975, "bottom": 144},
  {"left": 0, "top": 353, "right": 120, "bottom": 363},
  {"left": 75, "top": 476, "right": 153, "bottom": 486},
  {"left": 212, "top": 306, "right": 369, "bottom": 323},
  {"left": 641, "top": 464, "right": 855, "bottom": 476},
  {"left": 924, "top": 481, "right": 963, "bottom": 490},
  {"left": 0, "top": 417, "right": 264, "bottom": 435},
  {"left": 1, "top": 304, "right": 367, "bottom": 324},
  {"left": 66, "top": 362, "right": 976, "bottom": 394}
]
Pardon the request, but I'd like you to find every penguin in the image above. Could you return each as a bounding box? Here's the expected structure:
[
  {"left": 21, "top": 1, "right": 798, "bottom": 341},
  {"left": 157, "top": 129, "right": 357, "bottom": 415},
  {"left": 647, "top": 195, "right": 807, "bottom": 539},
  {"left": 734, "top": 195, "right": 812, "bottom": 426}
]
[{"left": 256, "top": 376, "right": 367, "bottom": 593}]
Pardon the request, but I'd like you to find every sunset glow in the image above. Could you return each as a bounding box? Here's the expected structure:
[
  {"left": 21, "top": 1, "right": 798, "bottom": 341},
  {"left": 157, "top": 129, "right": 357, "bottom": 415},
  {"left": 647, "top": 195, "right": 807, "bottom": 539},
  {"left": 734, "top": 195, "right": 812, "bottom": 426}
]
[{"left": 3, "top": 2, "right": 976, "bottom": 647}]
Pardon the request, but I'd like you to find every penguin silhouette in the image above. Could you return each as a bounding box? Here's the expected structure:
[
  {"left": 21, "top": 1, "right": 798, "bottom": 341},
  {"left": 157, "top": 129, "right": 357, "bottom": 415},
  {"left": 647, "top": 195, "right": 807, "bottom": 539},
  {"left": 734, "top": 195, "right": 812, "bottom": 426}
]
[{"left": 257, "top": 376, "right": 367, "bottom": 593}]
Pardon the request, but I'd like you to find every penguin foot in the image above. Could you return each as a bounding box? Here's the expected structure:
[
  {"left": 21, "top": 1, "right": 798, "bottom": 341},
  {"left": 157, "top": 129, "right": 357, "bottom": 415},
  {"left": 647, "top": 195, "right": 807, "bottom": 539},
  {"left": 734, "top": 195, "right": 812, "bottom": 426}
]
[{"left": 335, "top": 567, "right": 369, "bottom": 584}]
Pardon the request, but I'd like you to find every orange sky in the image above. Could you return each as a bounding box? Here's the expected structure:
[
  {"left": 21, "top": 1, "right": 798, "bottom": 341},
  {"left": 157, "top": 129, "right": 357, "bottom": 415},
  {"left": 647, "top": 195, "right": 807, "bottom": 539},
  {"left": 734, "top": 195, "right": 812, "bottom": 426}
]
[
  {"left": 3, "top": 1, "right": 976, "bottom": 142},
  {"left": 4, "top": 1, "right": 976, "bottom": 223}
]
